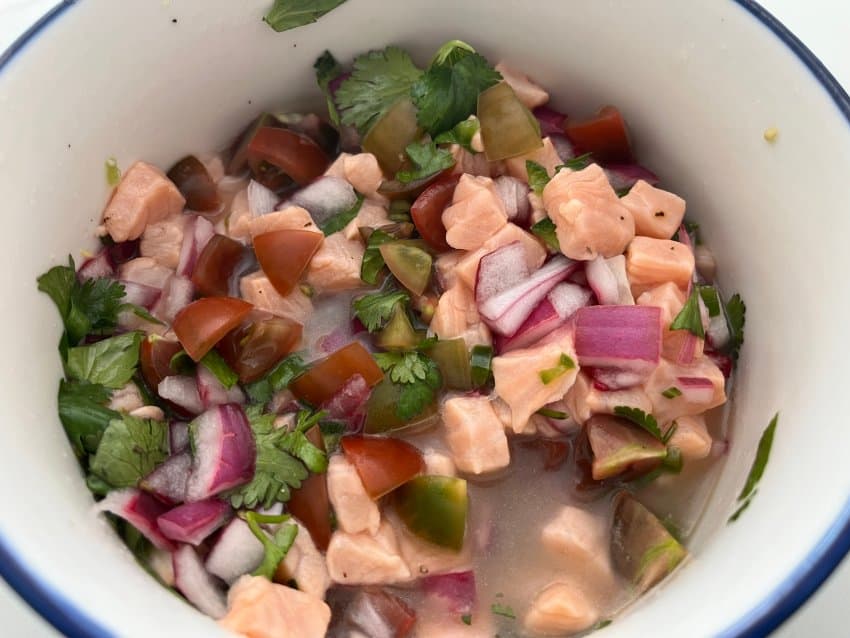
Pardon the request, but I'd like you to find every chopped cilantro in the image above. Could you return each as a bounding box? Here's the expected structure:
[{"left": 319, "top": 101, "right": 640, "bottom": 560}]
[
  {"left": 374, "top": 351, "right": 442, "bottom": 420},
  {"left": 725, "top": 293, "right": 746, "bottom": 361},
  {"left": 336, "top": 46, "right": 423, "bottom": 135},
  {"left": 396, "top": 140, "right": 455, "bottom": 184},
  {"left": 537, "top": 407, "right": 569, "bottom": 419},
  {"left": 526, "top": 160, "right": 550, "bottom": 195},
  {"left": 662, "top": 445, "right": 683, "bottom": 473},
  {"left": 461, "top": 614, "right": 472, "bottom": 625},
  {"left": 735, "top": 413, "right": 778, "bottom": 504},
  {"left": 200, "top": 349, "right": 239, "bottom": 389},
  {"left": 352, "top": 290, "right": 410, "bottom": 332},
  {"left": 661, "top": 386, "right": 682, "bottom": 399},
  {"left": 89, "top": 414, "right": 169, "bottom": 488},
  {"left": 57, "top": 380, "right": 119, "bottom": 457},
  {"left": 263, "top": 0, "right": 347, "bottom": 33},
  {"left": 538, "top": 353, "right": 575, "bottom": 384},
  {"left": 319, "top": 420, "right": 345, "bottom": 454},
  {"left": 491, "top": 602, "right": 516, "bottom": 619},
  {"left": 411, "top": 41, "right": 501, "bottom": 136},
  {"left": 613, "top": 406, "right": 664, "bottom": 441},
  {"left": 66, "top": 331, "right": 143, "bottom": 389},
  {"left": 531, "top": 218, "right": 560, "bottom": 252},
  {"left": 243, "top": 510, "right": 298, "bottom": 579},
  {"left": 669, "top": 288, "right": 705, "bottom": 338},
  {"left": 314, "top": 50, "right": 343, "bottom": 126},
  {"left": 593, "top": 619, "right": 613, "bottom": 631},
  {"left": 434, "top": 117, "right": 480, "bottom": 153},
  {"left": 320, "top": 194, "right": 364, "bottom": 235},
  {"left": 244, "top": 353, "right": 308, "bottom": 404},
  {"left": 105, "top": 157, "right": 121, "bottom": 186},
  {"left": 698, "top": 285, "right": 721, "bottom": 317},
  {"left": 360, "top": 229, "right": 396, "bottom": 285},
  {"left": 557, "top": 152, "right": 594, "bottom": 171}
]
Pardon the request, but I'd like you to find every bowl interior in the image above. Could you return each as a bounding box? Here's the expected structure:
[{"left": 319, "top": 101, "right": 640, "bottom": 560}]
[{"left": 1, "top": 1, "right": 849, "bottom": 636}]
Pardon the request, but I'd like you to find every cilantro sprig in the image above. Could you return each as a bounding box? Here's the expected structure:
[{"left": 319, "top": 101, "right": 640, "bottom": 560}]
[
  {"left": 263, "top": 0, "right": 347, "bottom": 33},
  {"left": 614, "top": 406, "right": 676, "bottom": 444},
  {"left": 725, "top": 293, "right": 746, "bottom": 361},
  {"left": 669, "top": 288, "right": 705, "bottom": 338},
  {"left": 531, "top": 218, "right": 560, "bottom": 252},
  {"left": 352, "top": 290, "right": 410, "bottom": 332},
  {"left": 244, "top": 353, "right": 308, "bottom": 404},
  {"left": 373, "top": 351, "right": 442, "bottom": 420},
  {"left": 89, "top": 414, "right": 169, "bottom": 488},
  {"left": 396, "top": 140, "right": 455, "bottom": 184},
  {"left": 434, "top": 117, "right": 480, "bottom": 153},
  {"left": 58, "top": 380, "right": 119, "bottom": 457},
  {"left": 526, "top": 160, "right": 550, "bottom": 195},
  {"left": 66, "top": 331, "right": 143, "bottom": 389},
  {"left": 729, "top": 413, "right": 778, "bottom": 523},
  {"left": 242, "top": 511, "right": 299, "bottom": 579}
]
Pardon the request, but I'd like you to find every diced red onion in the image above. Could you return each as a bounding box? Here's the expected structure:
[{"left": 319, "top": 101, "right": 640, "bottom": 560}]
[
  {"left": 711, "top": 439, "right": 730, "bottom": 458},
  {"left": 586, "top": 256, "right": 633, "bottom": 305},
  {"left": 422, "top": 571, "right": 477, "bottom": 615},
  {"left": 603, "top": 164, "right": 659, "bottom": 192},
  {"left": 247, "top": 178, "right": 279, "bottom": 216},
  {"left": 77, "top": 250, "right": 115, "bottom": 281},
  {"left": 475, "top": 241, "right": 530, "bottom": 305},
  {"left": 120, "top": 280, "right": 161, "bottom": 310},
  {"left": 205, "top": 518, "right": 265, "bottom": 584},
  {"left": 170, "top": 421, "right": 190, "bottom": 453},
  {"left": 706, "top": 350, "right": 733, "bottom": 379},
  {"left": 157, "top": 499, "right": 232, "bottom": 545},
  {"left": 287, "top": 175, "right": 357, "bottom": 224},
  {"left": 176, "top": 215, "right": 215, "bottom": 278},
  {"left": 590, "top": 367, "right": 646, "bottom": 391},
  {"left": 479, "top": 256, "right": 578, "bottom": 336},
  {"left": 321, "top": 373, "right": 370, "bottom": 432},
  {"left": 106, "top": 239, "right": 140, "bottom": 265},
  {"left": 158, "top": 376, "right": 204, "bottom": 415},
  {"left": 172, "top": 544, "right": 227, "bottom": 619},
  {"left": 140, "top": 452, "right": 191, "bottom": 504},
  {"left": 548, "top": 282, "right": 593, "bottom": 319},
  {"left": 674, "top": 332, "right": 701, "bottom": 366},
  {"left": 343, "top": 589, "right": 417, "bottom": 638},
  {"left": 94, "top": 488, "right": 175, "bottom": 551},
  {"left": 197, "top": 365, "right": 246, "bottom": 409},
  {"left": 533, "top": 106, "right": 567, "bottom": 137},
  {"left": 676, "top": 376, "right": 715, "bottom": 403},
  {"left": 494, "top": 176, "right": 531, "bottom": 226},
  {"left": 319, "top": 326, "right": 352, "bottom": 354},
  {"left": 549, "top": 134, "right": 577, "bottom": 162},
  {"left": 574, "top": 305, "right": 661, "bottom": 372},
  {"left": 185, "top": 404, "right": 256, "bottom": 502},
  {"left": 495, "top": 283, "right": 589, "bottom": 353},
  {"left": 706, "top": 313, "right": 730, "bottom": 350},
  {"left": 153, "top": 275, "right": 194, "bottom": 324}
]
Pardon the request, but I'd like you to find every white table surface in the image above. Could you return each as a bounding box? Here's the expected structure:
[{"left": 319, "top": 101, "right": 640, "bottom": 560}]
[{"left": 1, "top": 0, "right": 849, "bottom": 635}]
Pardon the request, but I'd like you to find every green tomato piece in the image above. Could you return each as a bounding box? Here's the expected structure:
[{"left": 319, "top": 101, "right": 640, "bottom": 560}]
[
  {"left": 395, "top": 475, "right": 468, "bottom": 551},
  {"left": 364, "top": 379, "right": 439, "bottom": 433},
  {"left": 379, "top": 241, "right": 433, "bottom": 296},
  {"left": 376, "top": 304, "right": 419, "bottom": 352},
  {"left": 363, "top": 98, "right": 421, "bottom": 173},
  {"left": 425, "top": 338, "right": 472, "bottom": 390},
  {"left": 477, "top": 82, "right": 543, "bottom": 161}
]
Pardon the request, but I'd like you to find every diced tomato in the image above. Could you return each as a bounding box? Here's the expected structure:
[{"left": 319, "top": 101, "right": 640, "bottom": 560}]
[
  {"left": 139, "top": 337, "right": 183, "bottom": 389},
  {"left": 409, "top": 175, "right": 458, "bottom": 252},
  {"left": 253, "top": 229, "right": 323, "bottom": 297},
  {"left": 166, "top": 155, "right": 221, "bottom": 212},
  {"left": 217, "top": 316, "right": 302, "bottom": 383},
  {"left": 290, "top": 342, "right": 383, "bottom": 406},
  {"left": 172, "top": 297, "right": 253, "bottom": 361},
  {"left": 564, "top": 105, "right": 633, "bottom": 164},
  {"left": 246, "top": 127, "right": 329, "bottom": 186},
  {"left": 341, "top": 435, "right": 425, "bottom": 498},
  {"left": 191, "top": 234, "right": 245, "bottom": 297},
  {"left": 285, "top": 426, "right": 332, "bottom": 551}
]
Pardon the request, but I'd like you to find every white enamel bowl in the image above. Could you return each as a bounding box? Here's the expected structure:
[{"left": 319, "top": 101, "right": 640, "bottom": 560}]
[{"left": 0, "top": 1, "right": 848, "bottom": 636}]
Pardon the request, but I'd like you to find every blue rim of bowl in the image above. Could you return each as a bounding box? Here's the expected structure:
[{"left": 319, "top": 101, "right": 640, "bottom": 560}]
[{"left": 1, "top": 1, "right": 850, "bottom": 637}]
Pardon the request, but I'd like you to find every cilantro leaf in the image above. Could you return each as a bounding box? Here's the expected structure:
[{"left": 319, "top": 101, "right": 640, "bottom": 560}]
[
  {"left": 411, "top": 44, "right": 501, "bottom": 136},
  {"left": 374, "top": 351, "right": 431, "bottom": 384},
  {"left": 725, "top": 293, "right": 746, "bottom": 361},
  {"left": 698, "top": 285, "right": 721, "bottom": 317},
  {"left": 396, "top": 140, "right": 456, "bottom": 184},
  {"left": 244, "top": 354, "right": 308, "bottom": 404},
  {"left": 90, "top": 414, "right": 169, "bottom": 488},
  {"left": 661, "top": 386, "right": 682, "bottom": 399},
  {"left": 613, "top": 406, "right": 664, "bottom": 441},
  {"left": 242, "top": 511, "right": 299, "bottom": 579},
  {"left": 58, "top": 380, "right": 119, "bottom": 457},
  {"left": 352, "top": 290, "right": 410, "bottom": 332},
  {"left": 434, "top": 117, "right": 480, "bottom": 153},
  {"left": 490, "top": 602, "right": 516, "bottom": 619},
  {"left": 66, "top": 332, "right": 143, "bottom": 389},
  {"left": 461, "top": 614, "right": 472, "bottom": 625},
  {"left": 375, "top": 352, "right": 442, "bottom": 420},
  {"left": 526, "top": 160, "right": 550, "bottom": 195},
  {"left": 360, "top": 229, "right": 396, "bottom": 285},
  {"left": 556, "top": 152, "right": 594, "bottom": 172},
  {"left": 738, "top": 413, "right": 778, "bottom": 503},
  {"left": 531, "top": 218, "right": 560, "bottom": 252},
  {"left": 263, "top": 0, "right": 347, "bottom": 33},
  {"left": 200, "top": 349, "right": 239, "bottom": 389},
  {"left": 37, "top": 258, "right": 126, "bottom": 346},
  {"left": 336, "top": 46, "right": 423, "bottom": 135},
  {"left": 314, "top": 50, "right": 343, "bottom": 126},
  {"left": 538, "top": 353, "right": 576, "bottom": 384},
  {"left": 321, "top": 194, "right": 364, "bottom": 235},
  {"left": 669, "top": 288, "right": 705, "bottom": 338}
]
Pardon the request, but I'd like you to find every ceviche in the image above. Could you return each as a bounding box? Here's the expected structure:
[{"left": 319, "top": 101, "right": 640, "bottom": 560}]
[{"left": 37, "top": 39, "right": 745, "bottom": 637}]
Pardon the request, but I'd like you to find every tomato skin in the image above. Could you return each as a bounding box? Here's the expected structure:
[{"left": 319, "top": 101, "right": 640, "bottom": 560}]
[
  {"left": 285, "top": 426, "right": 332, "bottom": 551},
  {"left": 409, "top": 175, "right": 458, "bottom": 252},
  {"left": 166, "top": 155, "right": 221, "bottom": 212},
  {"left": 172, "top": 297, "right": 253, "bottom": 361},
  {"left": 290, "top": 342, "right": 383, "bottom": 406},
  {"left": 564, "top": 106, "right": 633, "bottom": 164},
  {"left": 246, "top": 127, "right": 329, "bottom": 186},
  {"left": 191, "top": 234, "right": 245, "bottom": 297},
  {"left": 253, "top": 229, "right": 324, "bottom": 297},
  {"left": 139, "top": 337, "right": 183, "bottom": 390},
  {"left": 217, "top": 317, "right": 302, "bottom": 383},
  {"left": 341, "top": 435, "right": 425, "bottom": 498}
]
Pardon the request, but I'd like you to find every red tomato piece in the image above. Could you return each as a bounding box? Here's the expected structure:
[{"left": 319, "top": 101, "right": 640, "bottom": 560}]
[
  {"left": 564, "top": 105, "right": 633, "bottom": 164},
  {"left": 410, "top": 175, "right": 458, "bottom": 252},
  {"left": 246, "top": 127, "right": 329, "bottom": 186},
  {"left": 217, "top": 316, "right": 302, "bottom": 383},
  {"left": 166, "top": 155, "right": 221, "bottom": 212},
  {"left": 253, "top": 229, "right": 324, "bottom": 297},
  {"left": 284, "top": 426, "right": 332, "bottom": 551},
  {"left": 139, "top": 337, "right": 183, "bottom": 390},
  {"left": 289, "top": 342, "right": 383, "bottom": 406},
  {"left": 172, "top": 297, "right": 253, "bottom": 361},
  {"left": 191, "top": 234, "right": 245, "bottom": 297},
  {"left": 341, "top": 435, "right": 425, "bottom": 499}
]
